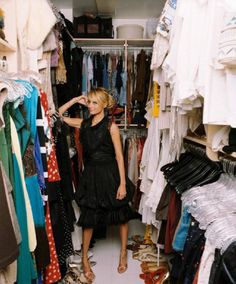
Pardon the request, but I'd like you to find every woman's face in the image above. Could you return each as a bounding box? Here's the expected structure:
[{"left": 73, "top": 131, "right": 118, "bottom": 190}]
[{"left": 87, "top": 95, "right": 105, "bottom": 115}]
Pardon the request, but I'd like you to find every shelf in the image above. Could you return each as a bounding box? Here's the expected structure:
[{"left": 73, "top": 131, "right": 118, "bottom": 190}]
[
  {"left": 127, "top": 39, "right": 154, "bottom": 47},
  {"left": 74, "top": 38, "right": 125, "bottom": 46},
  {"left": 184, "top": 135, "right": 209, "bottom": 147},
  {"left": 74, "top": 38, "right": 154, "bottom": 48},
  {"left": 0, "top": 38, "right": 16, "bottom": 52}
]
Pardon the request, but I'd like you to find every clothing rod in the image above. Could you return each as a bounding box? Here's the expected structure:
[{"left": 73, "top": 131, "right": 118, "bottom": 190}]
[
  {"left": 81, "top": 46, "right": 124, "bottom": 50},
  {"left": 118, "top": 124, "right": 146, "bottom": 127},
  {"left": 80, "top": 46, "right": 153, "bottom": 51}
]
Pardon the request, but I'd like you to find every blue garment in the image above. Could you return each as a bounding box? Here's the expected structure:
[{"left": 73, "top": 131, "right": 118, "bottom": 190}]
[
  {"left": 13, "top": 155, "right": 37, "bottom": 284},
  {"left": 81, "top": 55, "right": 88, "bottom": 95},
  {"left": 172, "top": 206, "right": 191, "bottom": 252},
  {"left": 119, "top": 71, "right": 127, "bottom": 106},
  {"left": 111, "top": 70, "right": 119, "bottom": 103},
  {"left": 25, "top": 175, "right": 45, "bottom": 227},
  {"left": 18, "top": 80, "right": 38, "bottom": 142},
  {"left": 34, "top": 132, "right": 45, "bottom": 189},
  {"left": 102, "top": 55, "right": 109, "bottom": 89}
]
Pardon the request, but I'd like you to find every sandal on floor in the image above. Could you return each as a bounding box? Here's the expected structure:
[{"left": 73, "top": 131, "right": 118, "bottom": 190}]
[
  {"left": 117, "top": 251, "right": 128, "bottom": 274},
  {"left": 78, "top": 272, "right": 94, "bottom": 284},
  {"left": 141, "top": 262, "right": 169, "bottom": 274},
  {"left": 132, "top": 246, "right": 157, "bottom": 259},
  {"left": 137, "top": 252, "right": 158, "bottom": 262}
]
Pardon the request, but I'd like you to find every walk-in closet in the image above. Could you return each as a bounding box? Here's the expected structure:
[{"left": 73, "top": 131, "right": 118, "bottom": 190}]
[{"left": 1, "top": 0, "right": 236, "bottom": 283}]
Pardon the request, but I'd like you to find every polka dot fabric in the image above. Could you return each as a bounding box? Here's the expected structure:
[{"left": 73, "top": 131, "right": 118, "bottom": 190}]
[
  {"left": 40, "top": 90, "right": 61, "bottom": 182},
  {"left": 43, "top": 203, "right": 61, "bottom": 283}
]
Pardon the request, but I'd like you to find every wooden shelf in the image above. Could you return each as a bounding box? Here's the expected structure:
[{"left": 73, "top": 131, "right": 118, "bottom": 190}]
[
  {"left": 184, "top": 135, "right": 209, "bottom": 147},
  {"left": 127, "top": 39, "right": 154, "bottom": 47},
  {"left": 74, "top": 38, "right": 125, "bottom": 46},
  {"left": 73, "top": 38, "right": 154, "bottom": 48},
  {"left": 0, "top": 38, "right": 16, "bottom": 52}
]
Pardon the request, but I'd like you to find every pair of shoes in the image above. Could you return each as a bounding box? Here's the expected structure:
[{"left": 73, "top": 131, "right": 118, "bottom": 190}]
[
  {"left": 141, "top": 262, "right": 169, "bottom": 274},
  {"left": 132, "top": 245, "right": 157, "bottom": 259},
  {"left": 61, "top": 267, "right": 82, "bottom": 284},
  {"left": 117, "top": 250, "right": 128, "bottom": 274},
  {"left": 139, "top": 267, "right": 170, "bottom": 284}
]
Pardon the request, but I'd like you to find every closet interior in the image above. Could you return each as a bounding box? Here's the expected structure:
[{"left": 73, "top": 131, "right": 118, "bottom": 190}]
[{"left": 1, "top": 0, "right": 236, "bottom": 283}]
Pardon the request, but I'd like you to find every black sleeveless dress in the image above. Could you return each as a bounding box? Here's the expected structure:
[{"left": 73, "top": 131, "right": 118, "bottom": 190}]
[{"left": 75, "top": 116, "right": 135, "bottom": 229}]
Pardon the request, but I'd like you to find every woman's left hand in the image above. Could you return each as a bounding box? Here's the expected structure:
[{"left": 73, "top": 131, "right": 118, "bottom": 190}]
[{"left": 116, "top": 184, "right": 127, "bottom": 200}]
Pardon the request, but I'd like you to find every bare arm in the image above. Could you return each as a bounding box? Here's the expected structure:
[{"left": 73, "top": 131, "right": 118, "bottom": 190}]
[
  {"left": 58, "top": 96, "right": 87, "bottom": 128},
  {"left": 110, "top": 122, "right": 126, "bottom": 200}
]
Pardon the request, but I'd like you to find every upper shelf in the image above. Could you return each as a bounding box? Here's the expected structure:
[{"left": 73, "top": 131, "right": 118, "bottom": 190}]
[
  {"left": 74, "top": 38, "right": 154, "bottom": 47},
  {"left": 0, "top": 38, "right": 16, "bottom": 52}
]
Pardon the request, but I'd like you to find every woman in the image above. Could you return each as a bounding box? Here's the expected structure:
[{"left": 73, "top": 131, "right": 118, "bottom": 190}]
[{"left": 59, "top": 88, "right": 134, "bottom": 282}]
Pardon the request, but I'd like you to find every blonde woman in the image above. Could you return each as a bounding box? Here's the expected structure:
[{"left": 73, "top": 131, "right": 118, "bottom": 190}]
[{"left": 59, "top": 88, "right": 134, "bottom": 282}]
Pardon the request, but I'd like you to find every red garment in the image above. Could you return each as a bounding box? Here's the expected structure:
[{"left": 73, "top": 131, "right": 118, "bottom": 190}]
[
  {"left": 193, "top": 265, "right": 200, "bottom": 284},
  {"left": 164, "top": 189, "right": 182, "bottom": 254},
  {"left": 43, "top": 203, "right": 61, "bottom": 283},
  {"left": 40, "top": 90, "right": 60, "bottom": 182}
]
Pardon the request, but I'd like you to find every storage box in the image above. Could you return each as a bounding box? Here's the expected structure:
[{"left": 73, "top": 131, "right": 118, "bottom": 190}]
[
  {"left": 116, "top": 24, "right": 144, "bottom": 39},
  {"left": 73, "top": 16, "right": 113, "bottom": 38}
]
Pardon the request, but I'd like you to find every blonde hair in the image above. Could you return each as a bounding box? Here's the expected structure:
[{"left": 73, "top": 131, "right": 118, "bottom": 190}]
[{"left": 88, "top": 87, "right": 115, "bottom": 109}]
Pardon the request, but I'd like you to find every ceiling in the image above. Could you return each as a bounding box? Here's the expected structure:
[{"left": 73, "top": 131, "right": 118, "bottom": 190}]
[{"left": 52, "top": 0, "right": 165, "bottom": 19}]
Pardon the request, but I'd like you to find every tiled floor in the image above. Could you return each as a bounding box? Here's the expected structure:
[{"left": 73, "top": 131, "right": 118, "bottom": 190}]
[{"left": 92, "top": 219, "right": 145, "bottom": 284}]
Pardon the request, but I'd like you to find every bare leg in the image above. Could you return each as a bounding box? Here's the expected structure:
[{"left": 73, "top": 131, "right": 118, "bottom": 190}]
[
  {"left": 82, "top": 228, "right": 95, "bottom": 281},
  {"left": 118, "top": 223, "right": 128, "bottom": 273}
]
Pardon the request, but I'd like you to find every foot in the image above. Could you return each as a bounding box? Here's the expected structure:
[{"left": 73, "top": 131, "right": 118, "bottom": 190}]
[
  {"left": 82, "top": 256, "right": 95, "bottom": 282},
  {"left": 117, "top": 250, "right": 128, "bottom": 274}
]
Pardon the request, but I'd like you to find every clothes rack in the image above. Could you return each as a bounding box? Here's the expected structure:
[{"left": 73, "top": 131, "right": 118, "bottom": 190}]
[{"left": 74, "top": 38, "right": 153, "bottom": 130}]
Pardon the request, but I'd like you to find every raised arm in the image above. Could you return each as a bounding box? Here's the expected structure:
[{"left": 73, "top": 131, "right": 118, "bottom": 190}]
[
  {"left": 110, "top": 122, "right": 127, "bottom": 200},
  {"left": 58, "top": 95, "right": 87, "bottom": 128}
]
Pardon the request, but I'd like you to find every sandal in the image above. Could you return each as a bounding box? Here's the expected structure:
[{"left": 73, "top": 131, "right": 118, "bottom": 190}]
[
  {"left": 139, "top": 267, "right": 170, "bottom": 284},
  {"left": 141, "top": 262, "right": 169, "bottom": 274},
  {"left": 136, "top": 252, "right": 158, "bottom": 262},
  {"left": 132, "top": 246, "right": 157, "bottom": 259},
  {"left": 117, "top": 250, "right": 128, "bottom": 274}
]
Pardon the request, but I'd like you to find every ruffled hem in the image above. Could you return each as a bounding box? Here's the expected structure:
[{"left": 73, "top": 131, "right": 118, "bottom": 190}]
[{"left": 77, "top": 204, "right": 136, "bottom": 229}]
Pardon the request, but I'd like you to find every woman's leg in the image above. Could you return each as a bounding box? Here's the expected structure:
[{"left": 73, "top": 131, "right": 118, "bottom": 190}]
[
  {"left": 82, "top": 228, "right": 95, "bottom": 281},
  {"left": 118, "top": 223, "right": 128, "bottom": 273}
]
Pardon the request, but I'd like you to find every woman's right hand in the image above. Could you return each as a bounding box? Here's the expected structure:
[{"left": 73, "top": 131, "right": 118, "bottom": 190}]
[{"left": 74, "top": 95, "right": 88, "bottom": 106}]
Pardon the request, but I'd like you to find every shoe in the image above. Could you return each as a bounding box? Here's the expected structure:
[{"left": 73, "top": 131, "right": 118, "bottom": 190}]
[
  {"left": 141, "top": 262, "right": 169, "bottom": 274},
  {"left": 117, "top": 250, "right": 128, "bottom": 274},
  {"left": 132, "top": 246, "right": 157, "bottom": 259},
  {"left": 139, "top": 267, "right": 170, "bottom": 284}
]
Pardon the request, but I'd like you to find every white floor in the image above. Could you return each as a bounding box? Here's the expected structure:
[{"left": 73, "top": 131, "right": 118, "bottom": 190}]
[{"left": 92, "top": 219, "right": 145, "bottom": 284}]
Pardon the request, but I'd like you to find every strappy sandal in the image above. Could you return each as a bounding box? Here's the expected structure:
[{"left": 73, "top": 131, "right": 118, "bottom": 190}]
[
  {"left": 117, "top": 251, "right": 128, "bottom": 274},
  {"left": 141, "top": 262, "right": 169, "bottom": 274},
  {"left": 139, "top": 267, "right": 170, "bottom": 284},
  {"left": 137, "top": 252, "right": 158, "bottom": 262},
  {"left": 61, "top": 267, "right": 82, "bottom": 284},
  {"left": 132, "top": 246, "right": 157, "bottom": 259}
]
